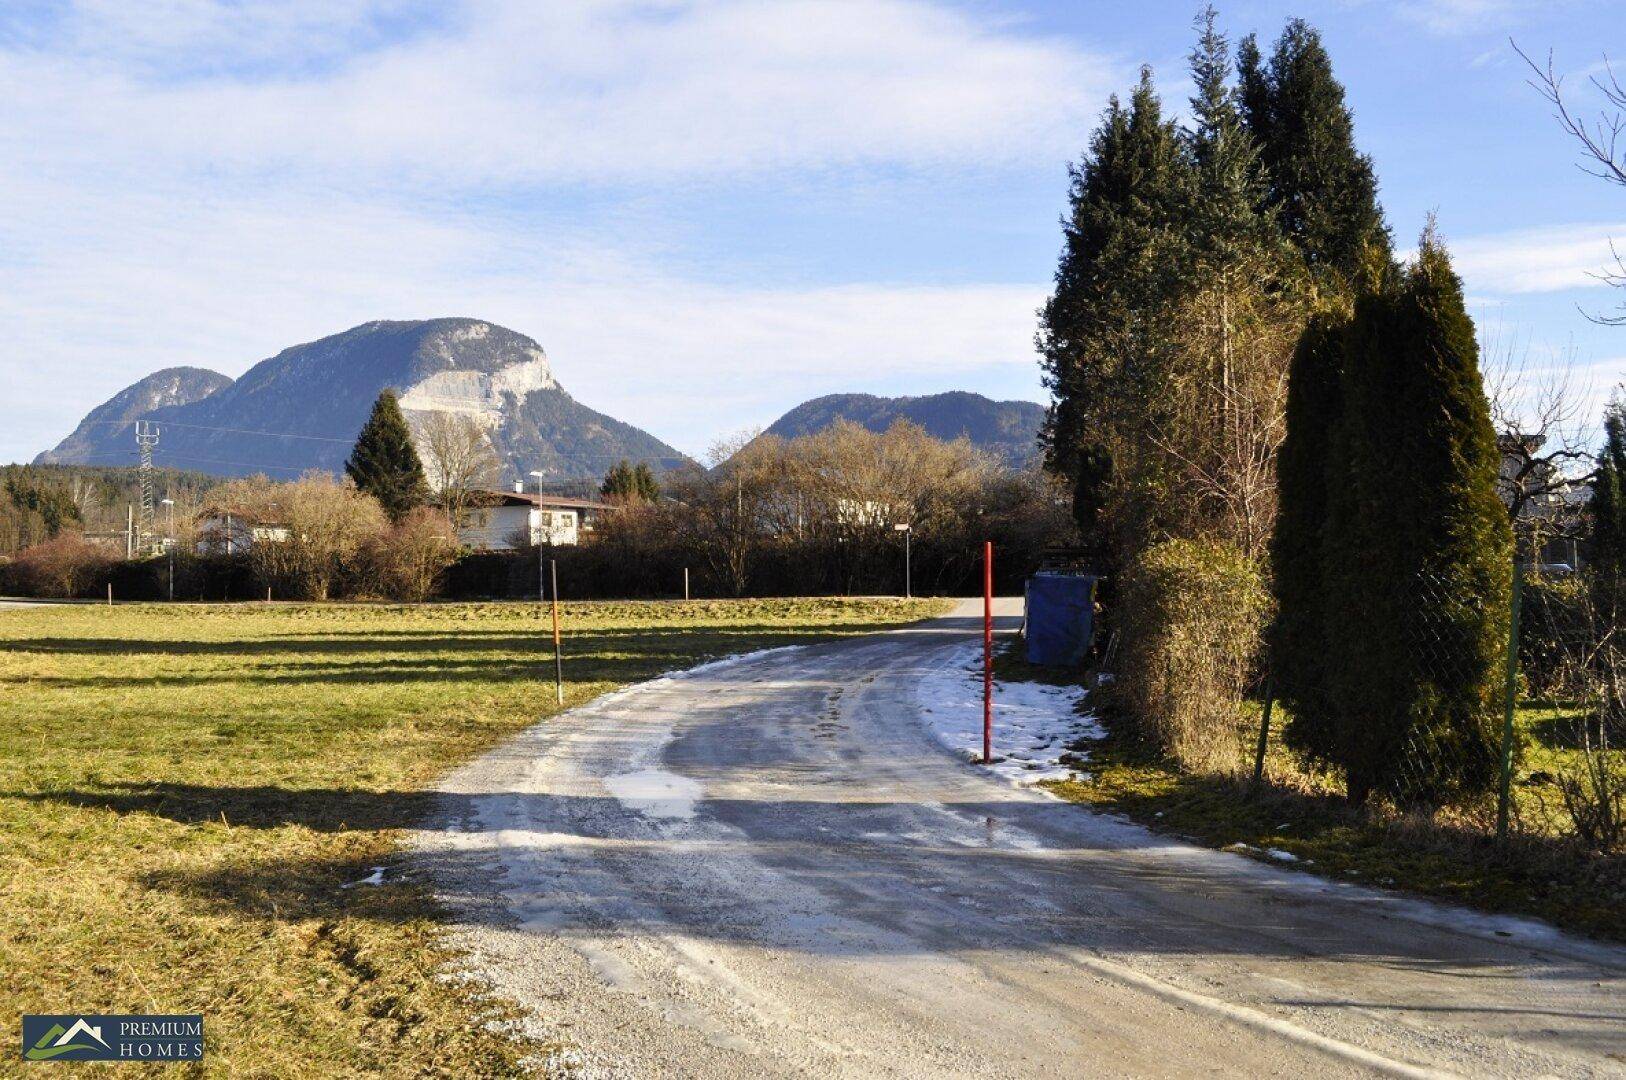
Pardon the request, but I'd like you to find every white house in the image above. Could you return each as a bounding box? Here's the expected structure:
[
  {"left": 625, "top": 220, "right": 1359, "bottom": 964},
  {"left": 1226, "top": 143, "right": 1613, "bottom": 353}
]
[{"left": 456, "top": 485, "right": 614, "bottom": 550}]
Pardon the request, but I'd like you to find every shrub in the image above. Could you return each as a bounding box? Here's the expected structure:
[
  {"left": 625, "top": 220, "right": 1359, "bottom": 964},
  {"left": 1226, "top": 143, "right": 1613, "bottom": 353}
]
[
  {"left": 1115, "top": 539, "right": 1270, "bottom": 772},
  {"left": 366, "top": 508, "right": 458, "bottom": 601},
  {"left": 3, "top": 534, "right": 116, "bottom": 598}
]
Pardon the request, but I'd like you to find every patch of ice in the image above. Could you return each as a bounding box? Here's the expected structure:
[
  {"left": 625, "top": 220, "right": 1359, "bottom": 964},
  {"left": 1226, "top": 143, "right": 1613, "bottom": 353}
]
[
  {"left": 1265, "top": 848, "right": 1300, "bottom": 863},
  {"left": 604, "top": 767, "right": 702, "bottom": 820},
  {"left": 912, "top": 641, "right": 1101, "bottom": 787}
]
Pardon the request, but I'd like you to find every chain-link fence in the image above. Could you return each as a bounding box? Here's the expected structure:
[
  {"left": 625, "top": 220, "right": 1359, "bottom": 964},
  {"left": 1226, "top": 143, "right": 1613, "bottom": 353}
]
[{"left": 1248, "top": 562, "right": 1625, "bottom": 851}]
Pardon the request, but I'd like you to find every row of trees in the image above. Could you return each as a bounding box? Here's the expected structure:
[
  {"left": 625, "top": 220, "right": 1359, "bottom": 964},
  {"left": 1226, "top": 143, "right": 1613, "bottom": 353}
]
[
  {"left": 456, "top": 420, "right": 1070, "bottom": 601},
  {"left": 1038, "top": 9, "right": 1575, "bottom": 804},
  {"left": 0, "top": 473, "right": 460, "bottom": 602}
]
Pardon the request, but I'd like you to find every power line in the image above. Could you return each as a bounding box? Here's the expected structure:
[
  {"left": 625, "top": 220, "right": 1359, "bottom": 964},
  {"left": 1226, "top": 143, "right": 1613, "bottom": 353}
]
[{"left": 78, "top": 416, "right": 691, "bottom": 466}]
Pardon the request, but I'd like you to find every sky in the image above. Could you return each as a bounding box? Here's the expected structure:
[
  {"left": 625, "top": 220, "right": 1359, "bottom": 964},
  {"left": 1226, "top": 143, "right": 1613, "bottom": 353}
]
[{"left": 1, "top": 0, "right": 1622, "bottom": 467}]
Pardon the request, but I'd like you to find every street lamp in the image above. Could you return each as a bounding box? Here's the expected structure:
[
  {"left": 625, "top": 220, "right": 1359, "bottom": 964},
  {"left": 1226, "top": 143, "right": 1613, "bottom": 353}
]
[
  {"left": 160, "top": 498, "right": 175, "bottom": 601},
  {"left": 528, "top": 470, "right": 564, "bottom": 706},
  {"left": 893, "top": 522, "right": 912, "bottom": 599},
  {"left": 527, "top": 471, "right": 547, "bottom": 602}
]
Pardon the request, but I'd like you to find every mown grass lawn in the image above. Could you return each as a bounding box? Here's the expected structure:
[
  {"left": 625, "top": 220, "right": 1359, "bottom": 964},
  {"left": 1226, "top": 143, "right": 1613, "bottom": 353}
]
[{"left": 0, "top": 597, "right": 945, "bottom": 1077}]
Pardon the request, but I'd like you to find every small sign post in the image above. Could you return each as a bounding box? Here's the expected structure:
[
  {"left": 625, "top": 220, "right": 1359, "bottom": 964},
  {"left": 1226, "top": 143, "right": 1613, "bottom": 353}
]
[{"left": 983, "top": 540, "right": 993, "bottom": 764}]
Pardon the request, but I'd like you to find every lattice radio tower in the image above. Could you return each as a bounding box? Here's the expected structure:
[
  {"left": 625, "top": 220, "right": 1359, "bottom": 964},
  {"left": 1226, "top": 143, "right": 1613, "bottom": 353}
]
[{"left": 135, "top": 420, "right": 161, "bottom": 553}]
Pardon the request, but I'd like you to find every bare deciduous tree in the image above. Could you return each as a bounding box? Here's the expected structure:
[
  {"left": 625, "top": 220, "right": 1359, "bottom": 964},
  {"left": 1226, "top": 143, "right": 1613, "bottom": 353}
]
[
  {"left": 367, "top": 506, "right": 458, "bottom": 601},
  {"left": 1515, "top": 41, "right": 1626, "bottom": 324},
  {"left": 1481, "top": 329, "right": 1599, "bottom": 560},
  {"left": 208, "top": 472, "right": 387, "bottom": 599},
  {"left": 415, "top": 412, "right": 500, "bottom": 527}
]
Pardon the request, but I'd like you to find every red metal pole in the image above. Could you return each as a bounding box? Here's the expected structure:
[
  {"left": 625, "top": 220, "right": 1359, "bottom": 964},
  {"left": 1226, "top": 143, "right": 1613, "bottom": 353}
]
[{"left": 983, "top": 540, "right": 993, "bottom": 764}]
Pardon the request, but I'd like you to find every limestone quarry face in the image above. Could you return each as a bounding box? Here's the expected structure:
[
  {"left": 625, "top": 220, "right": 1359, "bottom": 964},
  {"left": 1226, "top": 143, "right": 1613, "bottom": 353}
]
[{"left": 398, "top": 355, "right": 557, "bottom": 427}]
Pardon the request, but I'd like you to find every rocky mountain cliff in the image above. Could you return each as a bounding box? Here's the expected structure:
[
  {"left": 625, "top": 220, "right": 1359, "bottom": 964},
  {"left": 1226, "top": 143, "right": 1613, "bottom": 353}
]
[
  {"left": 764, "top": 391, "right": 1044, "bottom": 467},
  {"left": 37, "top": 319, "right": 688, "bottom": 482}
]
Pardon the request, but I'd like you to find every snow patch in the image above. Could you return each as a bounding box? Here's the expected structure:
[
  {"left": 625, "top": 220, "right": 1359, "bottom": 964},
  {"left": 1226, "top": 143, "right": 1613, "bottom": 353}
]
[
  {"left": 913, "top": 641, "right": 1100, "bottom": 786},
  {"left": 341, "top": 866, "right": 387, "bottom": 888}
]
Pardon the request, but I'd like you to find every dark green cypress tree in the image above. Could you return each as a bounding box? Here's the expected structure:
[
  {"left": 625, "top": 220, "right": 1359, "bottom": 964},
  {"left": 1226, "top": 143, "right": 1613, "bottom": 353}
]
[
  {"left": 632, "top": 462, "right": 660, "bottom": 502},
  {"left": 1323, "top": 225, "right": 1512, "bottom": 804},
  {"left": 602, "top": 460, "right": 661, "bottom": 502},
  {"left": 1588, "top": 397, "right": 1626, "bottom": 582},
  {"left": 601, "top": 460, "right": 635, "bottom": 499},
  {"left": 346, "top": 390, "right": 429, "bottom": 522},
  {"left": 1237, "top": 20, "right": 1390, "bottom": 280},
  {"left": 1038, "top": 67, "right": 1191, "bottom": 558},
  {"left": 1270, "top": 311, "right": 1348, "bottom": 762}
]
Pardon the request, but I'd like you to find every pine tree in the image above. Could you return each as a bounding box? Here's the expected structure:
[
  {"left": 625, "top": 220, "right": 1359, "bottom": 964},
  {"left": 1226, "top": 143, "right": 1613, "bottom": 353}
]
[
  {"left": 345, "top": 391, "right": 429, "bottom": 522},
  {"left": 633, "top": 462, "right": 660, "bottom": 502},
  {"left": 1588, "top": 396, "right": 1626, "bottom": 582},
  {"left": 1164, "top": 8, "right": 1304, "bottom": 557},
  {"left": 1237, "top": 20, "right": 1389, "bottom": 280},
  {"left": 601, "top": 460, "right": 660, "bottom": 502},
  {"left": 1039, "top": 66, "right": 1191, "bottom": 559},
  {"left": 1187, "top": 8, "right": 1279, "bottom": 269},
  {"left": 1323, "top": 225, "right": 1512, "bottom": 804},
  {"left": 601, "top": 460, "right": 635, "bottom": 500}
]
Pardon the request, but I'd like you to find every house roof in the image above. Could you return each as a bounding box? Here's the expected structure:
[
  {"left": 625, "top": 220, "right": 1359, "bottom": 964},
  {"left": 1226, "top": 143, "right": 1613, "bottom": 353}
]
[{"left": 471, "top": 489, "right": 616, "bottom": 511}]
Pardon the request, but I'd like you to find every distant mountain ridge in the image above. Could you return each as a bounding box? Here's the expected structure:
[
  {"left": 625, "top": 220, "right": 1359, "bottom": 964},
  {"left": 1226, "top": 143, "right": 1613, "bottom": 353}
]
[
  {"left": 764, "top": 391, "right": 1044, "bottom": 466},
  {"left": 39, "top": 366, "right": 234, "bottom": 467},
  {"left": 38, "top": 319, "right": 689, "bottom": 482}
]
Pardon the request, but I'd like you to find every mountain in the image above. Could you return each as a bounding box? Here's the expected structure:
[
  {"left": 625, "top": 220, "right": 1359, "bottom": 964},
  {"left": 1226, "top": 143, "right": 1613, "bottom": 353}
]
[
  {"left": 38, "top": 366, "right": 234, "bottom": 466},
  {"left": 763, "top": 391, "right": 1045, "bottom": 466},
  {"left": 37, "top": 319, "right": 689, "bottom": 482}
]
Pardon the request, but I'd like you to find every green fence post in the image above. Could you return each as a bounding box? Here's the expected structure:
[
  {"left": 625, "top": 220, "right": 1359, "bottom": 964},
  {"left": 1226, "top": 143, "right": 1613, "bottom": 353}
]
[{"left": 1496, "top": 561, "right": 1524, "bottom": 843}]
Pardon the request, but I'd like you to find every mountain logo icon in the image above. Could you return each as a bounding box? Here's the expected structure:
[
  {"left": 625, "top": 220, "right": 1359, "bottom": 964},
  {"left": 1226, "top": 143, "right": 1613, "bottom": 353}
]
[{"left": 24, "top": 1018, "right": 110, "bottom": 1061}]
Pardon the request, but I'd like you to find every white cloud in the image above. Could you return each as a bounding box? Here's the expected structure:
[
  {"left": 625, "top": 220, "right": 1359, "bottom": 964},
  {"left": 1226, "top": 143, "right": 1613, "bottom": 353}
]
[
  {"left": 1, "top": 0, "right": 1115, "bottom": 185},
  {"left": 1388, "top": 0, "right": 1528, "bottom": 35},
  {"left": 1446, "top": 224, "right": 1626, "bottom": 294},
  {"left": 0, "top": 0, "right": 1092, "bottom": 463}
]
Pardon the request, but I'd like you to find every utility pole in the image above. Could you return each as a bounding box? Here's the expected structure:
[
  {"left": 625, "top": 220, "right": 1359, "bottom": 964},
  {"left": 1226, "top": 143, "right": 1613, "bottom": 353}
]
[
  {"left": 161, "top": 498, "right": 175, "bottom": 601},
  {"left": 135, "top": 421, "right": 160, "bottom": 553},
  {"left": 126, "top": 504, "right": 134, "bottom": 559}
]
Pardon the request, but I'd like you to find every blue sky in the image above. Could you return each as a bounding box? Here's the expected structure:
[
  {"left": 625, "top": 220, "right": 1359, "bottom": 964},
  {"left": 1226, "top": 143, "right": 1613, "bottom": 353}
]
[{"left": 0, "top": 0, "right": 1621, "bottom": 466}]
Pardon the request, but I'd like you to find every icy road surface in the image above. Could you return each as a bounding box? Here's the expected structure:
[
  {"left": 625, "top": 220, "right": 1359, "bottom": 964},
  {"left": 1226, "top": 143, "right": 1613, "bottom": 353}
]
[{"left": 413, "top": 600, "right": 1626, "bottom": 1079}]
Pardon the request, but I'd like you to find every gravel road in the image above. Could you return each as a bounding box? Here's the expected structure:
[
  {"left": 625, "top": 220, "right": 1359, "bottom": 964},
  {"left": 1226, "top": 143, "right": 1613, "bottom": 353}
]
[{"left": 412, "top": 601, "right": 1626, "bottom": 1079}]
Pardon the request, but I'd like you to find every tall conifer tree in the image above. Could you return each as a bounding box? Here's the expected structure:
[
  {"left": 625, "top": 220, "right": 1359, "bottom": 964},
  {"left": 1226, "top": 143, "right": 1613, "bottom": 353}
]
[
  {"left": 1039, "top": 67, "right": 1191, "bottom": 559},
  {"left": 346, "top": 390, "right": 430, "bottom": 522},
  {"left": 1270, "top": 312, "right": 1348, "bottom": 761},
  {"left": 1322, "top": 226, "right": 1512, "bottom": 803},
  {"left": 1237, "top": 20, "right": 1389, "bottom": 280}
]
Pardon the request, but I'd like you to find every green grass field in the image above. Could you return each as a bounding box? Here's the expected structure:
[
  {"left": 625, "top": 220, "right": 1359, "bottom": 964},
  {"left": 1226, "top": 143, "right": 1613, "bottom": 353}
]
[
  {"left": 1037, "top": 671, "right": 1625, "bottom": 941},
  {"left": 0, "top": 597, "right": 945, "bottom": 1077}
]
